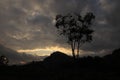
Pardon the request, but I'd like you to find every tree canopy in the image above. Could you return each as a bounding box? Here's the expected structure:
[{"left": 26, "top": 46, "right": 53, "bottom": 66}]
[{"left": 55, "top": 12, "right": 95, "bottom": 59}]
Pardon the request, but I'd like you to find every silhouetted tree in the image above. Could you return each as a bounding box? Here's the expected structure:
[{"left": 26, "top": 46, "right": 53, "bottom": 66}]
[
  {"left": 0, "top": 55, "right": 9, "bottom": 65},
  {"left": 55, "top": 12, "right": 95, "bottom": 59}
]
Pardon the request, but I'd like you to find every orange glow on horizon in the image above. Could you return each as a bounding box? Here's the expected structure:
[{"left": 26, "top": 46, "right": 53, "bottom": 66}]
[
  {"left": 17, "top": 46, "right": 95, "bottom": 56},
  {"left": 17, "top": 46, "right": 71, "bottom": 56}
]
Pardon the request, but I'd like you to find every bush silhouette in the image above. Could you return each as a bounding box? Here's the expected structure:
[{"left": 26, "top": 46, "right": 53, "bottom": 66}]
[{"left": 0, "top": 55, "right": 9, "bottom": 65}]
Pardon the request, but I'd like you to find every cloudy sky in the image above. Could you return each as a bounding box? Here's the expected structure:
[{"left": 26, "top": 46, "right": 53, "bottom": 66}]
[{"left": 0, "top": 0, "right": 120, "bottom": 58}]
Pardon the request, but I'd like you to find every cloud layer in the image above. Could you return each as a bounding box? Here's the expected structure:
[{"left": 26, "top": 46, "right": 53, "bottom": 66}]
[{"left": 0, "top": 0, "right": 120, "bottom": 56}]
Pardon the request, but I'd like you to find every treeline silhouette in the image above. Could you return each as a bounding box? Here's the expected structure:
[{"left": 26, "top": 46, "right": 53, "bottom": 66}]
[{"left": 0, "top": 48, "right": 120, "bottom": 80}]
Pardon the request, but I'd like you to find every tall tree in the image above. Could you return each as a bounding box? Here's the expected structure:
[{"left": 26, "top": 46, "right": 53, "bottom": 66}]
[{"left": 55, "top": 12, "right": 95, "bottom": 59}]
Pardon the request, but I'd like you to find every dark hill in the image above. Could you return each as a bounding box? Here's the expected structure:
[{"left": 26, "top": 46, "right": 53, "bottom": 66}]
[
  {"left": 43, "top": 51, "right": 73, "bottom": 68},
  {"left": 103, "top": 48, "right": 120, "bottom": 66},
  {"left": 0, "top": 48, "right": 120, "bottom": 80}
]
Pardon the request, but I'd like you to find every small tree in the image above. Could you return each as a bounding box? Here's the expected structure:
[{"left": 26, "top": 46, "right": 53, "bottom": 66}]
[{"left": 55, "top": 12, "right": 95, "bottom": 59}]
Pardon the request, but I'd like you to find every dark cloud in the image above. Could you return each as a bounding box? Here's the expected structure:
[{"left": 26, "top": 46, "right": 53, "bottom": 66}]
[
  {"left": 80, "top": 0, "right": 120, "bottom": 55},
  {"left": 0, "top": 0, "right": 120, "bottom": 57},
  {"left": 27, "top": 14, "right": 51, "bottom": 25}
]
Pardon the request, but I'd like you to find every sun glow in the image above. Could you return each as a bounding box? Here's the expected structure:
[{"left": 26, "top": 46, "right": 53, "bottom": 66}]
[
  {"left": 17, "top": 46, "right": 95, "bottom": 56},
  {"left": 17, "top": 46, "right": 71, "bottom": 56}
]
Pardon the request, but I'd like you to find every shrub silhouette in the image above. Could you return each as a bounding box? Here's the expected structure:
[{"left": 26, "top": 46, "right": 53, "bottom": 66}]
[{"left": 0, "top": 55, "right": 9, "bottom": 65}]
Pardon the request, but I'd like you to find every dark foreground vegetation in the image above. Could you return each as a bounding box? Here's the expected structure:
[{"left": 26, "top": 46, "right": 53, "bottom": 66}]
[{"left": 0, "top": 48, "right": 120, "bottom": 80}]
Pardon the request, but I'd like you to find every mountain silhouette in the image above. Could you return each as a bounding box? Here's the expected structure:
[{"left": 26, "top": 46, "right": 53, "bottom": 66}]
[
  {"left": 43, "top": 51, "right": 73, "bottom": 68},
  {"left": 103, "top": 48, "right": 120, "bottom": 66}
]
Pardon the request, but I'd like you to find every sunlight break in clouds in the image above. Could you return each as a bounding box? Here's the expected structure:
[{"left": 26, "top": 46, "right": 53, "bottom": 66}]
[
  {"left": 17, "top": 46, "right": 71, "bottom": 56},
  {"left": 17, "top": 46, "right": 96, "bottom": 57}
]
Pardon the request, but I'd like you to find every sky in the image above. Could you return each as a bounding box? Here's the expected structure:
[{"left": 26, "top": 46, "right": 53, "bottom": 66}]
[{"left": 0, "top": 0, "right": 120, "bottom": 63}]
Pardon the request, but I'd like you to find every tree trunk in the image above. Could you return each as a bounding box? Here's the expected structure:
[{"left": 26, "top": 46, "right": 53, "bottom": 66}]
[
  {"left": 72, "top": 47, "right": 76, "bottom": 59},
  {"left": 71, "top": 41, "right": 76, "bottom": 59},
  {"left": 77, "top": 42, "right": 80, "bottom": 58}
]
